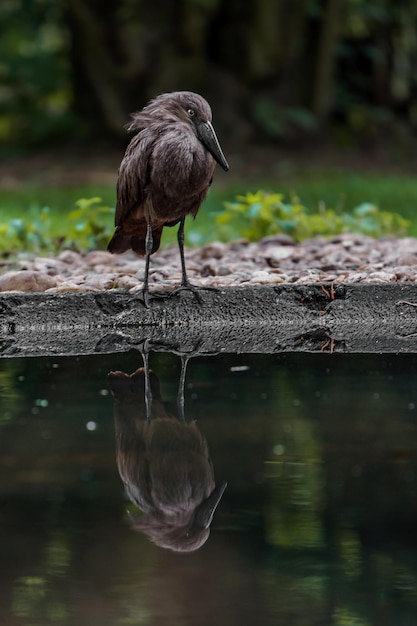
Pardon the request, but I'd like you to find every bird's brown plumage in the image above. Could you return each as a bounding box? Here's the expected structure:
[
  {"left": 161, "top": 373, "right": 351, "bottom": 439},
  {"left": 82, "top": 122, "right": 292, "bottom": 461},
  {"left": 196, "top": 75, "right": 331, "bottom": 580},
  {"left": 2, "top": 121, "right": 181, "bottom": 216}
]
[
  {"left": 108, "top": 91, "right": 228, "bottom": 257},
  {"left": 108, "top": 367, "right": 226, "bottom": 552}
]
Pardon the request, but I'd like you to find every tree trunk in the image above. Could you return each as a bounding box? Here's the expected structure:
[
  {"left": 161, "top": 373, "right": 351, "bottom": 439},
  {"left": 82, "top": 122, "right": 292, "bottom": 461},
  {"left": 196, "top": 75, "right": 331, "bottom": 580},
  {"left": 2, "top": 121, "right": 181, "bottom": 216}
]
[{"left": 311, "top": 0, "right": 342, "bottom": 123}]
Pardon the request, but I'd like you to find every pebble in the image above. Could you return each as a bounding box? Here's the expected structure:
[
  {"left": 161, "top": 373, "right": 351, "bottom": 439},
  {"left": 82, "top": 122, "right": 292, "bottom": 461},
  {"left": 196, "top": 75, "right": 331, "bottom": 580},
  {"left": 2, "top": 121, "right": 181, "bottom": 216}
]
[
  {"left": 261, "top": 245, "right": 295, "bottom": 263},
  {"left": 58, "top": 250, "right": 84, "bottom": 265},
  {"left": 1, "top": 234, "right": 417, "bottom": 293},
  {"left": 83, "top": 273, "right": 118, "bottom": 289},
  {"left": 249, "top": 270, "right": 282, "bottom": 284},
  {"left": 197, "top": 241, "right": 227, "bottom": 259},
  {"left": 116, "top": 275, "right": 140, "bottom": 290},
  {"left": 0, "top": 270, "right": 58, "bottom": 292}
]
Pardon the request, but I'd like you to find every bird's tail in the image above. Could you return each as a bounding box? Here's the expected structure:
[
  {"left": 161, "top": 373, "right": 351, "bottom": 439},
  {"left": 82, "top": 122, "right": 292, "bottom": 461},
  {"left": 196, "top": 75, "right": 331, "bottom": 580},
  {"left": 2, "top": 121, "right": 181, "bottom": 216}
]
[
  {"left": 107, "top": 227, "right": 163, "bottom": 256},
  {"left": 108, "top": 368, "right": 162, "bottom": 401},
  {"left": 107, "top": 229, "right": 134, "bottom": 254},
  {"left": 108, "top": 368, "right": 169, "bottom": 421}
]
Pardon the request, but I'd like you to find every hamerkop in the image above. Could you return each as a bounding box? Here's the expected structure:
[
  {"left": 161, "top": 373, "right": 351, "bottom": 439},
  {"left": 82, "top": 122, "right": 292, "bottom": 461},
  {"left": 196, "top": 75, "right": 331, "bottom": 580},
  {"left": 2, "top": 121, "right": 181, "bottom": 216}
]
[
  {"left": 107, "top": 91, "right": 229, "bottom": 305},
  {"left": 108, "top": 367, "right": 226, "bottom": 552}
]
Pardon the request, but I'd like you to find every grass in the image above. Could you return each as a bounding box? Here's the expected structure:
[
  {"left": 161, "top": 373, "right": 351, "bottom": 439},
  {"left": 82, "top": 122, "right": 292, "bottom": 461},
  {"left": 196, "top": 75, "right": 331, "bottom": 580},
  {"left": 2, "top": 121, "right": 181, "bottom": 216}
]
[
  {"left": 281, "top": 172, "right": 417, "bottom": 234},
  {"left": 0, "top": 185, "right": 116, "bottom": 218},
  {"left": 1, "top": 170, "right": 417, "bottom": 255}
]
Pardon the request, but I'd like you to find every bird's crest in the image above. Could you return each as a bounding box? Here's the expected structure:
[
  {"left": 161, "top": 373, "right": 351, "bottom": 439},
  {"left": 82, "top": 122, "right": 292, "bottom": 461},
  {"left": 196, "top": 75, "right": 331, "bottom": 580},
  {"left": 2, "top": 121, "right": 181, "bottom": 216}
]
[{"left": 126, "top": 91, "right": 212, "bottom": 132}]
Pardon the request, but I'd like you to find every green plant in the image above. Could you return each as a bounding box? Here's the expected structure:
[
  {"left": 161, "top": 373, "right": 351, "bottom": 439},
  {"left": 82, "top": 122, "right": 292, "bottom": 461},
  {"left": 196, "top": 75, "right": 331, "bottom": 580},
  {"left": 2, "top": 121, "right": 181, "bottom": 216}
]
[
  {"left": 65, "top": 197, "right": 114, "bottom": 250},
  {"left": 5, "top": 206, "right": 63, "bottom": 254},
  {"left": 0, "top": 189, "right": 411, "bottom": 258},
  {"left": 215, "top": 190, "right": 410, "bottom": 242},
  {"left": 0, "top": 197, "right": 114, "bottom": 256}
]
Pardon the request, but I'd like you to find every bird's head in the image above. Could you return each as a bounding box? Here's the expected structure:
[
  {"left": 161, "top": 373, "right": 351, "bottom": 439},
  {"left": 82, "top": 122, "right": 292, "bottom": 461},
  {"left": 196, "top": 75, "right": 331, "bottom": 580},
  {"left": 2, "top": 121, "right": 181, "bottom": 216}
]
[
  {"left": 170, "top": 479, "right": 228, "bottom": 552},
  {"left": 130, "top": 480, "right": 227, "bottom": 552},
  {"left": 128, "top": 91, "right": 229, "bottom": 172}
]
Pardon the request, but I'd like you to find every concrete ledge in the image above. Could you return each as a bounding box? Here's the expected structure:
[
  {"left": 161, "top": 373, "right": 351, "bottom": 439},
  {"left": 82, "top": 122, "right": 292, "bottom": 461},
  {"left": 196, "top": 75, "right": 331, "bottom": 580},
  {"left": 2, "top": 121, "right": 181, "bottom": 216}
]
[{"left": 1, "top": 284, "right": 417, "bottom": 357}]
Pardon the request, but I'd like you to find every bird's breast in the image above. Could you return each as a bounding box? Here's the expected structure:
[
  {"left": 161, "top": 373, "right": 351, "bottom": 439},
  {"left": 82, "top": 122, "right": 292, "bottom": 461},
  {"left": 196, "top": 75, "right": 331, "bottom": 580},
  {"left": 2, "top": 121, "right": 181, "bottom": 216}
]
[{"left": 152, "top": 126, "right": 216, "bottom": 197}]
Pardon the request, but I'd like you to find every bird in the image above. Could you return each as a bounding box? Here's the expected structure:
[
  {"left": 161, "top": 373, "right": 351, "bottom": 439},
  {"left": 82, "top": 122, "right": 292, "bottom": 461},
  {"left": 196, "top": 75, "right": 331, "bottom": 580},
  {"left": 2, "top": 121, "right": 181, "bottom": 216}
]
[
  {"left": 107, "top": 365, "right": 226, "bottom": 552},
  {"left": 107, "top": 91, "right": 229, "bottom": 306}
]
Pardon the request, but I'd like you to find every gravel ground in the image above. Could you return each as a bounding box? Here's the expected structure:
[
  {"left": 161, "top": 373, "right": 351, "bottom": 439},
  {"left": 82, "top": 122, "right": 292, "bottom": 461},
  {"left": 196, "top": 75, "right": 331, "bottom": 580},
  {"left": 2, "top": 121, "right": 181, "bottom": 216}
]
[{"left": 0, "top": 233, "right": 416, "bottom": 293}]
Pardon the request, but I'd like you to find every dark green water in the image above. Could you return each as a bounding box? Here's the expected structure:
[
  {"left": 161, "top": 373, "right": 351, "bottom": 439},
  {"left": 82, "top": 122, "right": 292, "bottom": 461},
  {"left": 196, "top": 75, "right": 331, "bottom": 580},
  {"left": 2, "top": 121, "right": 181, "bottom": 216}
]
[{"left": 1, "top": 350, "right": 417, "bottom": 625}]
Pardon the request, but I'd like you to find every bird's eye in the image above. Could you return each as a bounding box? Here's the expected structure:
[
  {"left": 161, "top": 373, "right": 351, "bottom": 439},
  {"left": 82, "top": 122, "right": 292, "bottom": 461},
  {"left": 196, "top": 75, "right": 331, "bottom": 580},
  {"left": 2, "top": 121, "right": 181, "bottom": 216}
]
[{"left": 187, "top": 108, "right": 195, "bottom": 117}]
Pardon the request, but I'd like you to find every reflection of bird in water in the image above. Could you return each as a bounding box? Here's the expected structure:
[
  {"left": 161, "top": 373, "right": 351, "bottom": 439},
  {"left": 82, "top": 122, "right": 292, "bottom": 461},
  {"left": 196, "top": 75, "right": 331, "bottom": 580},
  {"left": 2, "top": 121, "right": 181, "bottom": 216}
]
[
  {"left": 107, "top": 91, "right": 229, "bottom": 306},
  {"left": 108, "top": 366, "right": 226, "bottom": 552}
]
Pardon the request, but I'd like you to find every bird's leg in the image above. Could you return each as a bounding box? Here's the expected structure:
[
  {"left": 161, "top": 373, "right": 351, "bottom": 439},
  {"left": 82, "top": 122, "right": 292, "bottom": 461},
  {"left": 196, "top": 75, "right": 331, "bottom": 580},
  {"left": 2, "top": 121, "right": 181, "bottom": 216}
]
[
  {"left": 151, "top": 217, "right": 202, "bottom": 304},
  {"left": 175, "top": 344, "right": 210, "bottom": 422},
  {"left": 166, "top": 218, "right": 220, "bottom": 303},
  {"left": 151, "top": 218, "right": 218, "bottom": 303},
  {"left": 178, "top": 217, "right": 192, "bottom": 289},
  {"left": 142, "top": 219, "right": 153, "bottom": 308},
  {"left": 177, "top": 354, "right": 191, "bottom": 423},
  {"left": 139, "top": 339, "right": 152, "bottom": 422}
]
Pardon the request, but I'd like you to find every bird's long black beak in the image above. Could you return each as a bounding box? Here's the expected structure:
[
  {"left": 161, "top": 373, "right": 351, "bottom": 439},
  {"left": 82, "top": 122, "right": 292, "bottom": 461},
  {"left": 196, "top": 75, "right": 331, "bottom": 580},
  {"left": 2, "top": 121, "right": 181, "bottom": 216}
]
[
  {"left": 194, "top": 481, "right": 227, "bottom": 529},
  {"left": 198, "top": 121, "right": 229, "bottom": 171}
]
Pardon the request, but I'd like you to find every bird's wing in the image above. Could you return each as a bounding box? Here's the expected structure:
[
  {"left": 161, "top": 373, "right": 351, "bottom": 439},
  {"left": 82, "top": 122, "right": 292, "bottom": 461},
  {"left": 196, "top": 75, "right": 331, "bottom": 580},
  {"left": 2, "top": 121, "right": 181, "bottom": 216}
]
[{"left": 114, "top": 130, "right": 155, "bottom": 227}]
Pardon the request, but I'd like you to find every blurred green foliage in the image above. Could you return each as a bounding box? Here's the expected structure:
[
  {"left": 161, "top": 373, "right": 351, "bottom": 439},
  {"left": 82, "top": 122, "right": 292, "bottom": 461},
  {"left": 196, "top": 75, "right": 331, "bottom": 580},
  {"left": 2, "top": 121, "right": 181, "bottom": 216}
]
[
  {"left": 0, "top": 191, "right": 410, "bottom": 257},
  {"left": 1, "top": 197, "right": 114, "bottom": 255},
  {"left": 0, "top": 0, "right": 74, "bottom": 148},
  {"left": 1, "top": 0, "right": 417, "bottom": 148},
  {"left": 65, "top": 197, "right": 114, "bottom": 250},
  {"left": 215, "top": 190, "right": 410, "bottom": 242}
]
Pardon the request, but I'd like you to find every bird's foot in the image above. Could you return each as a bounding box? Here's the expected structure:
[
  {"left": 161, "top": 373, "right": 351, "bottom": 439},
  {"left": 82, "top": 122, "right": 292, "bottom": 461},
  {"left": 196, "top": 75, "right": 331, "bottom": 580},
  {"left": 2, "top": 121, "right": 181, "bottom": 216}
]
[
  {"left": 139, "top": 286, "right": 165, "bottom": 308},
  {"left": 168, "top": 282, "right": 220, "bottom": 303},
  {"left": 175, "top": 282, "right": 203, "bottom": 303},
  {"left": 141, "top": 282, "right": 220, "bottom": 305},
  {"left": 141, "top": 287, "right": 150, "bottom": 309}
]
